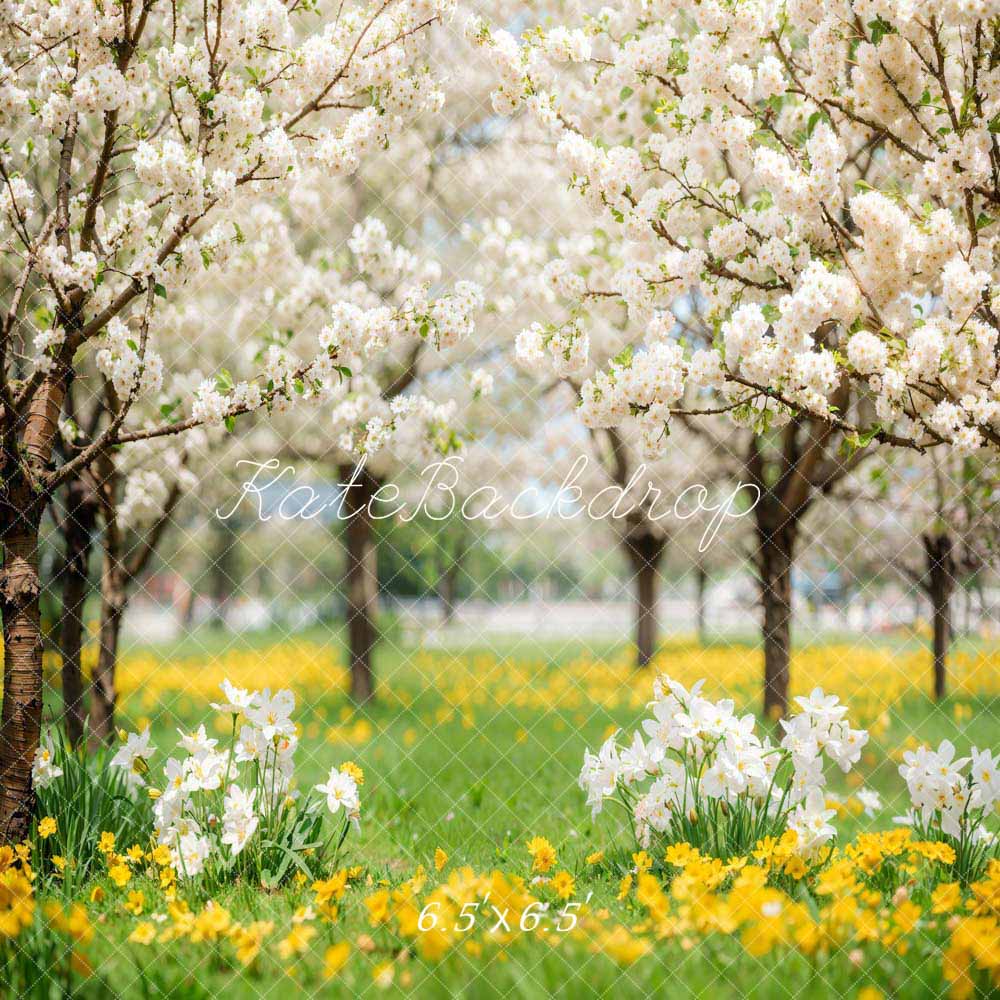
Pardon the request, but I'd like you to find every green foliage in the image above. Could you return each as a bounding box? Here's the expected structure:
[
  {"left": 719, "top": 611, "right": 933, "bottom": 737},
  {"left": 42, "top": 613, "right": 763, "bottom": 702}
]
[{"left": 34, "top": 728, "right": 153, "bottom": 894}]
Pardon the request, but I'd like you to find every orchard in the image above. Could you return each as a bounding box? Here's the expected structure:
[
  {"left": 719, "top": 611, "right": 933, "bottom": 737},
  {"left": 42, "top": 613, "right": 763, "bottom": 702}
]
[{"left": 0, "top": 0, "right": 998, "bottom": 997}]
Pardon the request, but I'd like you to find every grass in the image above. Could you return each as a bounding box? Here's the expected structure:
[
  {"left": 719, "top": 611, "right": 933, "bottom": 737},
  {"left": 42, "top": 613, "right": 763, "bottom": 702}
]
[{"left": 24, "top": 626, "right": 1000, "bottom": 998}]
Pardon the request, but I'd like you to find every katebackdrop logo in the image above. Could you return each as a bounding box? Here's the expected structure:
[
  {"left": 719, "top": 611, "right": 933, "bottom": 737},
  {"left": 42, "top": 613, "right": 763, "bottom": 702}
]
[{"left": 217, "top": 457, "right": 761, "bottom": 552}]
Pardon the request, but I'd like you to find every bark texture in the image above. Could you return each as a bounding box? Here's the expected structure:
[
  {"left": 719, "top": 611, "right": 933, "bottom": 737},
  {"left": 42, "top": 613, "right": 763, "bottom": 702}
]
[
  {"left": 57, "top": 471, "right": 99, "bottom": 747},
  {"left": 0, "top": 367, "right": 69, "bottom": 841},
  {"left": 624, "top": 532, "right": 667, "bottom": 668},
  {"left": 341, "top": 464, "right": 379, "bottom": 702},
  {"left": 0, "top": 494, "right": 44, "bottom": 843},
  {"left": 757, "top": 520, "right": 796, "bottom": 720},
  {"left": 922, "top": 532, "right": 955, "bottom": 702}
]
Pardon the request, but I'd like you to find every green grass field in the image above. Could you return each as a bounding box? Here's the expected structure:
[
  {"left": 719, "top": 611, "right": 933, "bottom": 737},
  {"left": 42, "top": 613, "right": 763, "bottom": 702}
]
[{"left": 19, "top": 627, "right": 1000, "bottom": 998}]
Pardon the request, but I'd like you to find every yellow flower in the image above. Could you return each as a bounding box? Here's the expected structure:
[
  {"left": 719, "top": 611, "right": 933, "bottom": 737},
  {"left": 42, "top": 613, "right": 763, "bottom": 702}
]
[
  {"left": 617, "top": 874, "right": 633, "bottom": 900},
  {"left": 150, "top": 844, "right": 171, "bottom": 866},
  {"left": 124, "top": 891, "right": 145, "bottom": 916},
  {"left": 364, "top": 889, "right": 391, "bottom": 926},
  {"left": 434, "top": 848, "right": 448, "bottom": 872},
  {"left": 340, "top": 761, "right": 365, "bottom": 785},
  {"left": 665, "top": 843, "right": 700, "bottom": 868},
  {"left": 586, "top": 851, "right": 605, "bottom": 865},
  {"left": 126, "top": 845, "right": 144, "bottom": 863},
  {"left": 324, "top": 941, "right": 350, "bottom": 978},
  {"left": 600, "top": 926, "right": 650, "bottom": 964},
  {"left": 783, "top": 856, "right": 808, "bottom": 880},
  {"left": 191, "top": 901, "right": 232, "bottom": 942},
  {"left": 98, "top": 832, "right": 115, "bottom": 855},
  {"left": 632, "top": 851, "right": 652, "bottom": 874},
  {"left": 931, "top": 882, "right": 963, "bottom": 915},
  {"left": 313, "top": 870, "right": 349, "bottom": 906},
  {"left": 51, "top": 855, "right": 67, "bottom": 873},
  {"left": 550, "top": 871, "right": 575, "bottom": 900},
  {"left": 526, "top": 836, "right": 557, "bottom": 874},
  {"left": 129, "top": 922, "right": 156, "bottom": 945},
  {"left": 277, "top": 924, "right": 316, "bottom": 960},
  {"left": 37, "top": 817, "right": 57, "bottom": 839},
  {"left": 231, "top": 920, "right": 273, "bottom": 966},
  {"left": 109, "top": 863, "right": 132, "bottom": 888},
  {"left": 89, "top": 886, "right": 105, "bottom": 904}
]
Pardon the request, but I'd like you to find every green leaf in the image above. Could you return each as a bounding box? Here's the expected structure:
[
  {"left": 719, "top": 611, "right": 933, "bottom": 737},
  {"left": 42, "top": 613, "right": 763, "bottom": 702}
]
[
  {"left": 154, "top": 283, "right": 167, "bottom": 299},
  {"left": 806, "top": 110, "right": 829, "bottom": 138},
  {"left": 867, "top": 16, "right": 894, "bottom": 44},
  {"left": 612, "top": 344, "right": 634, "bottom": 368}
]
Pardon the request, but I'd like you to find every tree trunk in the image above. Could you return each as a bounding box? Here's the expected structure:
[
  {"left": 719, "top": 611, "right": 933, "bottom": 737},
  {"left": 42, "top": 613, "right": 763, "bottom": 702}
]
[
  {"left": 922, "top": 533, "right": 955, "bottom": 702},
  {"left": 0, "top": 363, "right": 68, "bottom": 842},
  {"left": 88, "top": 506, "right": 127, "bottom": 747},
  {"left": 439, "top": 564, "right": 458, "bottom": 625},
  {"left": 340, "top": 464, "right": 379, "bottom": 702},
  {"left": 207, "top": 516, "right": 240, "bottom": 630},
  {"left": 438, "top": 528, "right": 469, "bottom": 626},
  {"left": 624, "top": 532, "right": 666, "bottom": 668},
  {"left": 0, "top": 490, "right": 45, "bottom": 843},
  {"left": 57, "top": 473, "right": 99, "bottom": 747},
  {"left": 179, "top": 584, "right": 197, "bottom": 629},
  {"left": 88, "top": 587, "right": 125, "bottom": 747},
  {"left": 694, "top": 560, "right": 708, "bottom": 646},
  {"left": 758, "top": 522, "right": 796, "bottom": 720}
]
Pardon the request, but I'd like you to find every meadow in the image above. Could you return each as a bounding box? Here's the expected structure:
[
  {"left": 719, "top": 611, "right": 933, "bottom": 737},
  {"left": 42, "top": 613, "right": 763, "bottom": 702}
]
[{"left": 8, "top": 628, "right": 1000, "bottom": 999}]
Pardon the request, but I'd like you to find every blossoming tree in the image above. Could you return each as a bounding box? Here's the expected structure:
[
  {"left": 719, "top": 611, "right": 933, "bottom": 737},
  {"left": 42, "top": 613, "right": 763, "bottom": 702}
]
[
  {"left": 828, "top": 451, "right": 999, "bottom": 699},
  {"left": 0, "top": 0, "right": 485, "bottom": 841},
  {"left": 470, "top": 1, "right": 1000, "bottom": 711}
]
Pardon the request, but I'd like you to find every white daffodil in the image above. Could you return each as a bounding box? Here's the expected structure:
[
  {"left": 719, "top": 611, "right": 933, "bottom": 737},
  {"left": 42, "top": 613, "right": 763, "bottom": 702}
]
[
  {"left": 110, "top": 728, "right": 156, "bottom": 788},
  {"left": 31, "top": 737, "right": 63, "bottom": 789},
  {"left": 210, "top": 679, "right": 258, "bottom": 716},
  {"left": 315, "top": 767, "right": 360, "bottom": 816}
]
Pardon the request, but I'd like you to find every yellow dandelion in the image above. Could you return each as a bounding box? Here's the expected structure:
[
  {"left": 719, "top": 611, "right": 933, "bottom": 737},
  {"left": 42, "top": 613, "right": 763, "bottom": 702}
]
[
  {"left": 324, "top": 941, "right": 350, "bottom": 978},
  {"left": 129, "top": 922, "right": 156, "bottom": 945}
]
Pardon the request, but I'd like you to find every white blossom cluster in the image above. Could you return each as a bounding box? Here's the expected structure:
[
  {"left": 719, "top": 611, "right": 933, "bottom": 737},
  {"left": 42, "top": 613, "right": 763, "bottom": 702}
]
[
  {"left": 179, "top": 277, "right": 481, "bottom": 434},
  {"left": 898, "top": 740, "right": 1000, "bottom": 844},
  {"left": 94, "top": 317, "right": 164, "bottom": 401},
  {"left": 470, "top": 1, "right": 1000, "bottom": 457},
  {"left": 106, "top": 680, "right": 361, "bottom": 879},
  {"left": 1, "top": 0, "right": 468, "bottom": 460},
  {"left": 329, "top": 376, "right": 458, "bottom": 460},
  {"left": 579, "top": 675, "right": 868, "bottom": 858}
]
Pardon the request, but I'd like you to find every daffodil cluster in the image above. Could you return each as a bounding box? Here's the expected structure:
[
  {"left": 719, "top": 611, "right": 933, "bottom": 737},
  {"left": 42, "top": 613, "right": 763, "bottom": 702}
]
[
  {"left": 580, "top": 675, "right": 869, "bottom": 858},
  {"left": 108, "top": 679, "right": 361, "bottom": 885},
  {"left": 897, "top": 739, "right": 999, "bottom": 882}
]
